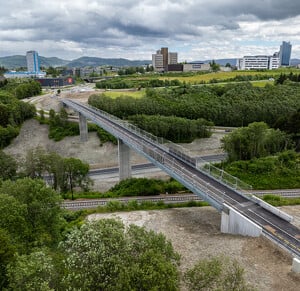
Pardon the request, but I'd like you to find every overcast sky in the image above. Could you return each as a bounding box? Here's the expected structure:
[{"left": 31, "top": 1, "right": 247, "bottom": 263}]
[{"left": 1, "top": 0, "right": 300, "bottom": 61}]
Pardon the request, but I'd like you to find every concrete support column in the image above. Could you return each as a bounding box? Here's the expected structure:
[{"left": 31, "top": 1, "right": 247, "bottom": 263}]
[
  {"left": 221, "top": 204, "right": 262, "bottom": 237},
  {"left": 118, "top": 139, "right": 131, "bottom": 180},
  {"left": 79, "top": 113, "right": 88, "bottom": 142}
]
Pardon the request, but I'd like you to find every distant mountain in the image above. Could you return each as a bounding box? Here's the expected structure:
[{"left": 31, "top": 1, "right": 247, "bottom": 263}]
[
  {"left": 0, "top": 55, "right": 69, "bottom": 69},
  {"left": 66, "top": 56, "right": 151, "bottom": 68},
  {"left": 0, "top": 55, "right": 151, "bottom": 69},
  {"left": 0, "top": 55, "right": 28, "bottom": 69},
  {"left": 39, "top": 56, "right": 69, "bottom": 67}
]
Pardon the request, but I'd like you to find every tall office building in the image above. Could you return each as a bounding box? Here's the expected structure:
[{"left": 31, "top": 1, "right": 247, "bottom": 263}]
[
  {"left": 160, "top": 47, "right": 169, "bottom": 70},
  {"left": 26, "top": 50, "right": 40, "bottom": 72},
  {"left": 152, "top": 47, "right": 178, "bottom": 71},
  {"left": 279, "top": 41, "right": 292, "bottom": 66}
]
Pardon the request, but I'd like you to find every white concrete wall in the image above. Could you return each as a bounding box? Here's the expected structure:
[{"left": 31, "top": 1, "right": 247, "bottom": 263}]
[
  {"left": 221, "top": 204, "right": 262, "bottom": 237},
  {"left": 251, "top": 195, "right": 293, "bottom": 223},
  {"left": 292, "top": 258, "right": 300, "bottom": 273}
]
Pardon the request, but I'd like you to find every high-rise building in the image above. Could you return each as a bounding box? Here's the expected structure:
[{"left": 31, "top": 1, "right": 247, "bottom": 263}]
[
  {"left": 160, "top": 47, "right": 169, "bottom": 70},
  {"left": 26, "top": 50, "right": 40, "bottom": 72},
  {"left": 152, "top": 47, "right": 178, "bottom": 71},
  {"left": 279, "top": 41, "right": 292, "bottom": 66}
]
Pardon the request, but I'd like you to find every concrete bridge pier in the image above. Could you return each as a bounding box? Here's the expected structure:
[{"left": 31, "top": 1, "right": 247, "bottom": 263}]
[
  {"left": 118, "top": 139, "right": 131, "bottom": 180},
  {"left": 221, "top": 204, "right": 262, "bottom": 237},
  {"left": 79, "top": 112, "right": 88, "bottom": 142}
]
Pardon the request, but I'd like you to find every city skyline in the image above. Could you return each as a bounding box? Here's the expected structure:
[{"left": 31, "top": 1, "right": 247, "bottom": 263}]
[{"left": 1, "top": 1, "right": 300, "bottom": 61}]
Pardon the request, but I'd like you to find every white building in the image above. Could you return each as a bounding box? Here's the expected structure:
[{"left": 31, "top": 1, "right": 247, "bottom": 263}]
[
  {"left": 237, "top": 54, "right": 280, "bottom": 70},
  {"left": 152, "top": 53, "right": 164, "bottom": 71},
  {"left": 4, "top": 71, "right": 46, "bottom": 78}
]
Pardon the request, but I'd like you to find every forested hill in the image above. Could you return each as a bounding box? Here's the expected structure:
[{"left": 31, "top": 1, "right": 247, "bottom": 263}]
[{"left": 0, "top": 55, "right": 151, "bottom": 69}]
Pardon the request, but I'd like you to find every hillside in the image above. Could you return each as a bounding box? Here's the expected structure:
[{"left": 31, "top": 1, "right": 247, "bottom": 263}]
[
  {"left": 66, "top": 56, "right": 151, "bottom": 68},
  {"left": 0, "top": 55, "right": 151, "bottom": 69}
]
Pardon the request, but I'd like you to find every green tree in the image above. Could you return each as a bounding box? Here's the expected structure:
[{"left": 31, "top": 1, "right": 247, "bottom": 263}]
[
  {"left": 0, "top": 228, "right": 16, "bottom": 289},
  {"left": 184, "top": 256, "right": 255, "bottom": 291},
  {"left": 222, "top": 122, "right": 289, "bottom": 161},
  {"left": 0, "top": 178, "right": 64, "bottom": 248},
  {"left": 60, "top": 157, "right": 91, "bottom": 198},
  {"left": 0, "top": 151, "right": 17, "bottom": 180},
  {"left": 60, "top": 219, "right": 180, "bottom": 290},
  {"left": 7, "top": 250, "right": 55, "bottom": 291},
  {"left": 209, "top": 60, "right": 220, "bottom": 72}
]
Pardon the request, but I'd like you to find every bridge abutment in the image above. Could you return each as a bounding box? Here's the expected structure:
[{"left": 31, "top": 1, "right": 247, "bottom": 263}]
[
  {"left": 221, "top": 204, "right": 262, "bottom": 237},
  {"left": 79, "top": 112, "right": 88, "bottom": 142},
  {"left": 118, "top": 139, "right": 131, "bottom": 180},
  {"left": 292, "top": 258, "right": 300, "bottom": 273}
]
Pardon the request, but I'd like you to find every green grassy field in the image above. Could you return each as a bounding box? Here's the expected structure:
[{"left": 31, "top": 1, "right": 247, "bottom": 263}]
[
  {"left": 159, "top": 68, "right": 299, "bottom": 84},
  {"left": 101, "top": 89, "right": 146, "bottom": 99}
]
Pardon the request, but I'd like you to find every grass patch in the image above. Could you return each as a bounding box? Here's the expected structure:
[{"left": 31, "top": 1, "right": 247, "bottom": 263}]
[
  {"left": 63, "top": 178, "right": 188, "bottom": 200},
  {"left": 262, "top": 194, "right": 300, "bottom": 206},
  {"left": 159, "top": 69, "right": 299, "bottom": 84},
  {"left": 101, "top": 90, "right": 145, "bottom": 99},
  {"left": 219, "top": 151, "right": 300, "bottom": 190}
]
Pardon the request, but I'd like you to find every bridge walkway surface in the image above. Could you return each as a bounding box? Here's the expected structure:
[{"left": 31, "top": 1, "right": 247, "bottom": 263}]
[{"left": 62, "top": 99, "right": 300, "bottom": 260}]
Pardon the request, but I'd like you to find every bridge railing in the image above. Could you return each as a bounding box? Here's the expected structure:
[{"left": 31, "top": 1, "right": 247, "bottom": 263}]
[
  {"left": 197, "top": 161, "right": 253, "bottom": 192},
  {"left": 83, "top": 101, "right": 168, "bottom": 149}
]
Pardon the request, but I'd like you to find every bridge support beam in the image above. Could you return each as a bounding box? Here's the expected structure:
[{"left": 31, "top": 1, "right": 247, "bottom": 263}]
[
  {"left": 118, "top": 139, "right": 131, "bottom": 180},
  {"left": 221, "top": 204, "right": 262, "bottom": 237},
  {"left": 79, "top": 112, "right": 88, "bottom": 142}
]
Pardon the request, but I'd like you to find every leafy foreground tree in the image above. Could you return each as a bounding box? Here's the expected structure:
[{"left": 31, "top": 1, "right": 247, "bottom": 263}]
[
  {"left": 60, "top": 219, "right": 180, "bottom": 291},
  {"left": 7, "top": 250, "right": 56, "bottom": 291},
  {"left": 0, "top": 150, "right": 17, "bottom": 180},
  {"left": 0, "top": 178, "right": 64, "bottom": 250},
  {"left": 184, "top": 256, "right": 256, "bottom": 291},
  {"left": 0, "top": 178, "right": 65, "bottom": 289}
]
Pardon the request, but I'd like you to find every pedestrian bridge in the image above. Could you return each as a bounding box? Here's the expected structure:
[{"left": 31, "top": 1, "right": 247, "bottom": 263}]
[{"left": 62, "top": 98, "right": 300, "bottom": 268}]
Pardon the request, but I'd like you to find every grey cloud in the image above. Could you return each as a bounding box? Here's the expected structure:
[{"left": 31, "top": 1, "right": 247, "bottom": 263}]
[{"left": 0, "top": 0, "right": 300, "bottom": 59}]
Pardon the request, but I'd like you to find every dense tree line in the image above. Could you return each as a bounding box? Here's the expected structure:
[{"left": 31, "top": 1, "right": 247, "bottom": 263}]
[
  {"left": 0, "top": 91, "right": 36, "bottom": 148},
  {"left": 275, "top": 72, "right": 300, "bottom": 84},
  {"left": 128, "top": 114, "right": 212, "bottom": 142},
  {"left": 14, "top": 80, "right": 41, "bottom": 99},
  {"left": 96, "top": 78, "right": 181, "bottom": 89},
  {"left": 89, "top": 83, "right": 300, "bottom": 128}
]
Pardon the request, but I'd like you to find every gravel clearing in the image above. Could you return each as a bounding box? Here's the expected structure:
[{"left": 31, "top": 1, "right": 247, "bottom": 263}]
[{"left": 88, "top": 207, "right": 300, "bottom": 291}]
